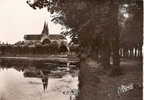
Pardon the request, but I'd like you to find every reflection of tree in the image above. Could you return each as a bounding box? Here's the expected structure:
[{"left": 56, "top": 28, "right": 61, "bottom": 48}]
[
  {"left": 23, "top": 68, "right": 41, "bottom": 78},
  {"left": 40, "top": 70, "right": 49, "bottom": 92}
]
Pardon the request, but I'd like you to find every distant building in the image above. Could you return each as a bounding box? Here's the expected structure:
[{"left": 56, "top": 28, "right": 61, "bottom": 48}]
[{"left": 24, "top": 22, "right": 67, "bottom": 46}]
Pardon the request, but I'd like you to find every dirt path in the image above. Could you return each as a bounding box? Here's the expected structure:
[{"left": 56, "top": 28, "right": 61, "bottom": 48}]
[{"left": 80, "top": 59, "right": 142, "bottom": 100}]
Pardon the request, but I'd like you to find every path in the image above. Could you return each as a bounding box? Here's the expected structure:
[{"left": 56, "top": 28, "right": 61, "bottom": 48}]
[{"left": 80, "top": 58, "right": 142, "bottom": 100}]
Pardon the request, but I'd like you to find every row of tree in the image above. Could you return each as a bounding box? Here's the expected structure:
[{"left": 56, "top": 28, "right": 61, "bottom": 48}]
[{"left": 0, "top": 43, "right": 68, "bottom": 56}]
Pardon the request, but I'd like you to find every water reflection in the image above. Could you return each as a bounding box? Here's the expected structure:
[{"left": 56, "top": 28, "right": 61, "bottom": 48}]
[
  {"left": 40, "top": 70, "right": 49, "bottom": 92},
  {"left": 0, "top": 58, "right": 79, "bottom": 100}
]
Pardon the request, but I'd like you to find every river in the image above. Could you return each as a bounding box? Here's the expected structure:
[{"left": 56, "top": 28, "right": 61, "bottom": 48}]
[{"left": 0, "top": 58, "right": 79, "bottom": 100}]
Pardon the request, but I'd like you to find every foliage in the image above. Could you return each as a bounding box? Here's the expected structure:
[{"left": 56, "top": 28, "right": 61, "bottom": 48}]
[
  {"left": 27, "top": 0, "right": 113, "bottom": 43},
  {"left": 119, "top": 1, "right": 143, "bottom": 48},
  {"left": 26, "top": 0, "right": 143, "bottom": 67},
  {"left": 0, "top": 41, "right": 64, "bottom": 55},
  {"left": 27, "top": 0, "right": 142, "bottom": 47}
]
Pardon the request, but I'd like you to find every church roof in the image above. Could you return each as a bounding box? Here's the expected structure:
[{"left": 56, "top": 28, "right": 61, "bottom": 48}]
[
  {"left": 24, "top": 35, "right": 42, "bottom": 40},
  {"left": 24, "top": 22, "right": 67, "bottom": 41},
  {"left": 24, "top": 21, "right": 49, "bottom": 41},
  {"left": 49, "top": 34, "right": 66, "bottom": 40}
]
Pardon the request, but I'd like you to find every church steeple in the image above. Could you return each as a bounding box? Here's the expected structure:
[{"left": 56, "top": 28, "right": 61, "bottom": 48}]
[{"left": 41, "top": 21, "right": 49, "bottom": 36}]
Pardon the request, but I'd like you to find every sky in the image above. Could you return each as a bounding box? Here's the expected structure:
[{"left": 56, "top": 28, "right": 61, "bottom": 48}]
[{"left": 0, "top": 0, "right": 63, "bottom": 44}]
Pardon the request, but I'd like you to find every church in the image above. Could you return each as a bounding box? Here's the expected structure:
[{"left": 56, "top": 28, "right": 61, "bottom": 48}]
[{"left": 24, "top": 22, "right": 68, "bottom": 46}]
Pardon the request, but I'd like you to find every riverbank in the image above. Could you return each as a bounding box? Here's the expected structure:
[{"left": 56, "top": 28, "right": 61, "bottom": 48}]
[
  {"left": 80, "top": 58, "right": 142, "bottom": 100},
  {"left": 0, "top": 55, "right": 79, "bottom": 64}
]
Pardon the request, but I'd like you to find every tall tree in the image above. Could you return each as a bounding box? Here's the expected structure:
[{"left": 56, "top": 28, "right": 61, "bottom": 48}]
[{"left": 119, "top": 1, "right": 143, "bottom": 57}]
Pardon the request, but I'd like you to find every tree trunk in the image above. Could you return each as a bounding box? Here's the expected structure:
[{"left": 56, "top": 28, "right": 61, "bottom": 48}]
[{"left": 101, "top": 39, "right": 111, "bottom": 69}]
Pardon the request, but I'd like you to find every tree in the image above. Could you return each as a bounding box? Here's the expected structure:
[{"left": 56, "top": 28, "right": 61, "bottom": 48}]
[
  {"left": 26, "top": 0, "right": 142, "bottom": 100},
  {"left": 119, "top": 1, "right": 143, "bottom": 58},
  {"left": 27, "top": 0, "right": 119, "bottom": 67}
]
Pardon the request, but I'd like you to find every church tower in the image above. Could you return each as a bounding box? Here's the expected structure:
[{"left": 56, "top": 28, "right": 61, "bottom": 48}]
[
  {"left": 41, "top": 21, "right": 50, "bottom": 43},
  {"left": 41, "top": 21, "right": 49, "bottom": 37}
]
